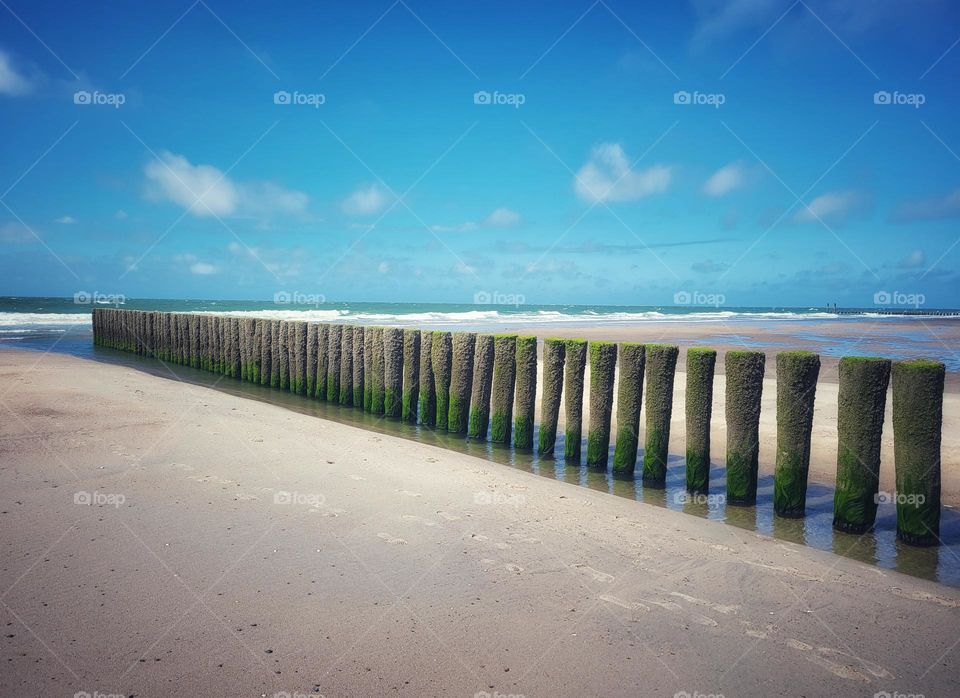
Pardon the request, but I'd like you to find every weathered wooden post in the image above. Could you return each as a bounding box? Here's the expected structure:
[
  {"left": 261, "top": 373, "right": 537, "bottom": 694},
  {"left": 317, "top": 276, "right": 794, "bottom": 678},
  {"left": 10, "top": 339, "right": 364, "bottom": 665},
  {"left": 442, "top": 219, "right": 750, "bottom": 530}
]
[
  {"left": 586, "top": 341, "right": 617, "bottom": 468},
  {"left": 315, "top": 324, "right": 328, "bottom": 399},
  {"left": 537, "top": 338, "right": 566, "bottom": 456},
  {"left": 892, "top": 359, "right": 944, "bottom": 546},
  {"left": 564, "top": 339, "right": 588, "bottom": 462},
  {"left": 306, "top": 323, "right": 318, "bottom": 396},
  {"left": 418, "top": 330, "right": 435, "bottom": 426},
  {"left": 642, "top": 344, "right": 679, "bottom": 487},
  {"left": 339, "top": 324, "right": 353, "bottom": 405},
  {"left": 832, "top": 357, "right": 891, "bottom": 533},
  {"left": 612, "top": 343, "right": 645, "bottom": 476},
  {"left": 228, "top": 317, "right": 242, "bottom": 379},
  {"left": 325, "top": 324, "right": 342, "bottom": 401},
  {"left": 513, "top": 336, "right": 538, "bottom": 449},
  {"left": 402, "top": 328, "right": 420, "bottom": 422},
  {"left": 352, "top": 326, "right": 365, "bottom": 407},
  {"left": 725, "top": 351, "right": 765, "bottom": 505},
  {"left": 468, "top": 334, "right": 495, "bottom": 439},
  {"left": 383, "top": 327, "right": 404, "bottom": 418},
  {"left": 269, "top": 320, "right": 281, "bottom": 388},
  {"left": 685, "top": 348, "right": 717, "bottom": 494},
  {"left": 490, "top": 335, "right": 517, "bottom": 444},
  {"left": 431, "top": 332, "right": 453, "bottom": 429},
  {"left": 448, "top": 332, "right": 476, "bottom": 433},
  {"left": 774, "top": 351, "right": 821, "bottom": 517},
  {"left": 277, "top": 321, "right": 290, "bottom": 390},
  {"left": 371, "top": 327, "right": 385, "bottom": 415},
  {"left": 363, "top": 327, "right": 374, "bottom": 410}
]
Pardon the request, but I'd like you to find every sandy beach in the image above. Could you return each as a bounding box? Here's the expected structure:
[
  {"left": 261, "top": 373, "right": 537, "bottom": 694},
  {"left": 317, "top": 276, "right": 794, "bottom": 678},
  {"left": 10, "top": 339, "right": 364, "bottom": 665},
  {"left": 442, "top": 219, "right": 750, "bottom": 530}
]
[{"left": 1, "top": 347, "right": 958, "bottom": 697}]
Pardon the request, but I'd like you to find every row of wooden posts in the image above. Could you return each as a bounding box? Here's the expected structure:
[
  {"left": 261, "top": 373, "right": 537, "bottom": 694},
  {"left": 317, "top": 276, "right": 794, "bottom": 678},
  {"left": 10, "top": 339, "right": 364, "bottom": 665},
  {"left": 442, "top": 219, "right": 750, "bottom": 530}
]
[{"left": 92, "top": 308, "right": 945, "bottom": 547}]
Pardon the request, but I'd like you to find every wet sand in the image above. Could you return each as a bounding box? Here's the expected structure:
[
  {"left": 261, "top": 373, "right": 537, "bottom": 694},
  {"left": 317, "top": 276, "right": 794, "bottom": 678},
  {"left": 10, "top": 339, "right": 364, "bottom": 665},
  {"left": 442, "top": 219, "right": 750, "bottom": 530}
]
[{"left": 1, "top": 348, "right": 959, "bottom": 697}]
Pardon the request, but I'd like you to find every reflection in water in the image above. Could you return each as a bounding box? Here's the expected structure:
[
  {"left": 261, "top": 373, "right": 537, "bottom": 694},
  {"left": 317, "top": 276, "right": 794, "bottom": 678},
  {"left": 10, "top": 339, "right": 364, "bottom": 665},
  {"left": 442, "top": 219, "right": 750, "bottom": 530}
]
[{"left": 86, "top": 346, "right": 960, "bottom": 588}]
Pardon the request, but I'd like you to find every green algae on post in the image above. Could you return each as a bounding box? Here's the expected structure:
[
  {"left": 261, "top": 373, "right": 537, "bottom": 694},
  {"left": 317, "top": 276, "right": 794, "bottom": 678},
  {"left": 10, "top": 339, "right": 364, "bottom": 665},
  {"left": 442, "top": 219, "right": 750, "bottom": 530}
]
[
  {"left": 291, "top": 321, "right": 307, "bottom": 394},
  {"left": 259, "top": 318, "right": 272, "bottom": 386},
  {"left": 892, "top": 359, "right": 945, "bottom": 546},
  {"left": 513, "top": 336, "right": 538, "bottom": 449},
  {"left": 432, "top": 331, "right": 453, "bottom": 430},
  {"left": 564, "top": 339, "right": 588, "bottom": 462},
  {"left": 339, "top": 324, "right": 354, "bottom": 406},
  {"left": 773, "top": 351, "right": 821, "bottom": 518},
  {"left": 684, "top": 348, "right": 717, "bottom": 494},
  {"left": 612, "top": 343, "right": 645, "bottom": 476},
  {"left": 363, "top": 327, "right": 374, "bottom": 411},
  {"left": 250, "top": 319, "right": 263, "bottom": 383},
  {"left": 326, "top": 324, "right": 342, "bottom": 402},
  {"left": 270, "top": 320, "right": 281, "bottom": 388},
  {"left": 352, "top": 326, "right": 365, "bottom": 408},
  {"left": 371, "top": 327, "right": 385, "bottom": 415},
  {"left": 383, "top": 327, "right": 404, "bottom": 418},
  {"left": 448, "top": 332, "right": 476, "bottom": 433},
  {"left": 228, "top": 317, "right": 242, "bottom": 379},
  {"left": 490, "top": 334, "right": 518, "bottom": 444},
  {"left": 402, "top": 328, "right": 421, "bottom": 422},
  {"left": 315, "top": 324, "right": 328, "bottom": 399},
  {"left": 418, "top": 330, "right": 436, "bottom": 426},
  {"left": 305, "top": 323, "right": 318, "bottom": 396},
  {"left": 468, "top": 335, "right": 495, "bottom": 439},
  {"left": 277, "top": 321, "right": 290, "bottom": 390},
  {"left": 586, "top": 341, "right": 617, "bottom": 468},
  {"left": 832, "top": 357, "right": 891, "bottom": 534},
  {"left": 537, "top": 338, "right": 566, "bottom": 456},
  {"left": 725, "top": 350, "right": 765, "bottom": 505}
]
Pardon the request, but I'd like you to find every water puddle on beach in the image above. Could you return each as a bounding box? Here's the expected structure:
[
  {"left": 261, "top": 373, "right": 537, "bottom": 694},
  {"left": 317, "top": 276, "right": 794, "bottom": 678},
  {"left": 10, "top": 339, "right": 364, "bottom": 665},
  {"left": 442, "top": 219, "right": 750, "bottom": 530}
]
[{"left": 87, "top": 346, "right": 960, "bottom": 588}]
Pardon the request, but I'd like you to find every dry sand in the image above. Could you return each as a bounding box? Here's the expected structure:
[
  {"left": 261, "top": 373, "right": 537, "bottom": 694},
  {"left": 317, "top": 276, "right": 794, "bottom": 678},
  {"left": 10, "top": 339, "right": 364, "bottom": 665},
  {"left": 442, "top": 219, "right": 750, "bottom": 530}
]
[{"left": 1, "top": 348, "right": 959, "bottom": 697}]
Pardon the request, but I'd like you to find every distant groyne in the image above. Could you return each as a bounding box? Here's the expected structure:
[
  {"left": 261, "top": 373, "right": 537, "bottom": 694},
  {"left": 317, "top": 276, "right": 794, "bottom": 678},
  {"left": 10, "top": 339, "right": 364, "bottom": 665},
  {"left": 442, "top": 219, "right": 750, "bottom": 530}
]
[{"left": 92, "top": 308, "right": 946, "bottom": 546}]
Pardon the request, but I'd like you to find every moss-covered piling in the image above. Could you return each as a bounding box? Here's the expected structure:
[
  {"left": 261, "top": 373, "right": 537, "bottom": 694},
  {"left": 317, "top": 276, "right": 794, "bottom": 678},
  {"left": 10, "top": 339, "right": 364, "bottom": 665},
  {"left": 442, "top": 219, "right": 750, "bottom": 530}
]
[
  {"left": 563, "top": 339, "right": 588, "bottom": 462},
  {"left": 537, "top": 338, "right": 566, "bottom": 456},
  {"left": 305, "top": 323, "right": 318, "bottom": 396},
  {"left": 586, "top": 341, "right": 617, "bottom": 468},
  {"left": 684, "top": 348, "right": 717, "bottom": 494},
  {"left": 774, "top": 351, "right": 821, "bottom": 518},
  {"left": 315, "top": 324, "right": 328, "bottom": 399},
  {"left": 418, "top": 330, "right": 435, "bottom": 426},
  {"left": 612, "top": 343, "right": 645, "bottom": 476},
  {"left": 432, "top": 331, "right": 453, "bottom": 430},
  {"left": 832, "top": 357, "right": 891, "bottom": 533},
  {"left": 448, "top": 333, "right": 476, "bottom": 433},
  {"left": 339, "top": 325, "right": 354, "bottom": 406},
  {"left": 326, "top": 324, "right": 342, "bottom": 402},
  {"left": 402, "top": 329, "right": 420, "bottom": 422},
  {"left": 352, "top": 326, "right": 365, "bottom": 408},
  {"left": 468, "top": 335, "right": 495, "bottom": 439},
  {"left": 371, "top": 327, "right": 385, "bottom": 415},
  {"left": 513, "top": 336, "right": 538, "bottom": 449},
  {"left": 363, "top": 327, "right": 374, "bottom": 411},
  {"left": 725, "top": 351, "right": 765, "bottom": 505},
  {"left": 490, "top": 335, "right": 517, "bottom": 444},
  {"left": 228, "top": 318, "right": 241, "bottom": 379},
  {"left": 269, "top": 320, "right": 281, "bottom": 387},
  {"left": 892, "top": 359, "right": 944, "bottom": 546},
  {"left": 383, "top": 327, "right": 404, "bottom": 418}
]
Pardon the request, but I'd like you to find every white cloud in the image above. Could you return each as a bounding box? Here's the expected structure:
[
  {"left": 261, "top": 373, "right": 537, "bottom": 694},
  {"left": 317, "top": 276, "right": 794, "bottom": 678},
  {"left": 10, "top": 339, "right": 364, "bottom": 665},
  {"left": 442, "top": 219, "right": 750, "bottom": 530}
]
[
  {"left": 54, "top": 215, "right": 77, "bottom": 224},
  {"left": 144, "top": 151, "right": 308, "bottom": 218},
  {"left": 574, "top": 143, "right": 671, "bottom": 203},
  {"left": 898, "top": 250, "right": 926, "bottom": 270},
  {"left": 703, "top": 162, "right": 745, "bottom": 197},
  {"left": 190, "top": 262, "right": 218, "bottom": 275},
  {"left": 377, "top": 261, "right": 390, "bottom": 274},
  {"left": 891, "top": 188, "right": 960, "bottom": 222},
  {"left": 430, "top": 221, "right": 478, "bottom": 233},
  {"left": 0, "top": 222, "right": 34, "bottom": 243},
  {"left": 115, "top": 210, "right": 128, "bottom": 219},
  {"left": 793, "top": 190, "right": 863, "bottom": 224},
  {"left": 342, "top": 184, "right": 391, "bottom": 216},
  {"left": 485, "top": 207, "right": 521, "bottom": 227},
  {"left": 0, "top": 49, "right": 33, "bottom": 96}
]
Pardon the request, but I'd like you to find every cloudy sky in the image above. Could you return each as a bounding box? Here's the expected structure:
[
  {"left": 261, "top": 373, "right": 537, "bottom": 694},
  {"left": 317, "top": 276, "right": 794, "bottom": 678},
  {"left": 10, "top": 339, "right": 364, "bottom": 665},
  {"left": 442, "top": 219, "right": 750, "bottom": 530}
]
[{"left": 1, "top": 0, "right": 959, "bottom": 307}]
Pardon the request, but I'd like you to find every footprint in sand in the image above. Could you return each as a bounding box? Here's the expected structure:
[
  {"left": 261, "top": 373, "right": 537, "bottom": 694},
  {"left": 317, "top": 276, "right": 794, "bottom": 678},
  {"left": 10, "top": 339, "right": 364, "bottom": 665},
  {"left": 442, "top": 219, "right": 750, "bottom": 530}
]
[
  {"left": 669, "top": 592, "right": 739, "bottom": 615},
  {"left": 402, "top": 515, "right": 439, "bottom": 527},
  {"left": 469, "top": 534, "right": 489, "bottom": 542},
  {"left": 436, "top": 511, "right": 461, "bottom": 521},
  {"left": 347, "top": 474, "right": 365, "bottom": 481},
  {"left": 786, "top": 640, "right": 893, "bottom": 682},
  {"left": 599, "top": 594, "right": 650, "bottom": 613},
  {"left": 396, "top": 490, "right": 421, "bottom": 498},
  {"left": 509, "top": 534, "right": 541, "bottom": 544},
  {"left": 572, "top": 564, "right": 614, "bottom": 583},
  {"left": 377, "top": 533, "right": 407, "bottom": 545},
  {"left": 492, "top": 542, "right": 512, "bottom": 550},
  {"left": 504, "top": 564, "right": 524, "bottom": 573}
]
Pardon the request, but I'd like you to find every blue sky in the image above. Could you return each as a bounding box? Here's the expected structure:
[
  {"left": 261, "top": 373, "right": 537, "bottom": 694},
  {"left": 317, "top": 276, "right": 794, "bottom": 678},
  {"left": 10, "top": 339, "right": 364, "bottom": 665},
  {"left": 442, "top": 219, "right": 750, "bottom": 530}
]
[{"left": 1, "top": 0, "right": 959, "bottom": 308}]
